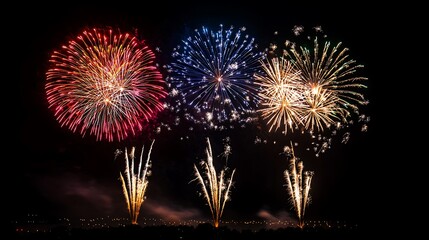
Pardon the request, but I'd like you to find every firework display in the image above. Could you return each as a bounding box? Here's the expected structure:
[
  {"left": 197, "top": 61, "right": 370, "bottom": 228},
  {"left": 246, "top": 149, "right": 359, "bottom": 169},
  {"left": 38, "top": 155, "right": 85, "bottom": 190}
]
[
  {"left": 46, "top": 28, "right": 167, "bottom": 142},
  {"left": 40, "top": 22, "right": 370, "bottom": 232}
]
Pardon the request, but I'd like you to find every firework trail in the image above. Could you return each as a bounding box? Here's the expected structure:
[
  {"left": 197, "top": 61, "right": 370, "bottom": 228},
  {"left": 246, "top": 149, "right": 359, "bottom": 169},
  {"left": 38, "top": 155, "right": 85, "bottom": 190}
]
[
  {"left": 46, "top": 28, "right": 167, "bottom": 141},
  {"left": 283, "top": 142, "right": 314, "bottom": 228},
  {"left": 119, "top": 140, "right": 155, "bottom": 225},
  {"left": 166, "top": 25, "right": 263, "bottom": 130},
  {"left": 191, "top": 137, "right": 236, "bottom": 228},
  {"left": 217, "top": 136, "right": 232, "bottom": 164}
]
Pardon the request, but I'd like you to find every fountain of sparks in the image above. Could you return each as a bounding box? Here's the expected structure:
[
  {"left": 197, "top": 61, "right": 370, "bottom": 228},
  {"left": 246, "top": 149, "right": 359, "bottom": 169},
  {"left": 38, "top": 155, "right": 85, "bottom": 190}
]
[
  {"left": 283, "top": 142, "right": 314, "bottom": 228},
  {"left": 191, "top": 138, "right": 236, "bottom": 228},
  {"left": 119, "top": 140, "right": 155, "bottom": 225}
]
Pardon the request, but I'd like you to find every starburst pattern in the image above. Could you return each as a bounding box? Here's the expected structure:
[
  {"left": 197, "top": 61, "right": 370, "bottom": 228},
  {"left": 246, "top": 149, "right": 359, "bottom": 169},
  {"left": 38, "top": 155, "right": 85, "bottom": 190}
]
[
  {"left": 166, "top": 25, "right": 263, "bottom": 130},
  {"left": 46, "top": 28, "right": 167, "bottom": 141}
]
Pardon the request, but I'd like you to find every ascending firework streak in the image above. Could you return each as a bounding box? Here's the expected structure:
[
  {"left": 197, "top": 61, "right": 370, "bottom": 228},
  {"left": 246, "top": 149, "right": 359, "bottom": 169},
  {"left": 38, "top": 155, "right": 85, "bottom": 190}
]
[
  {"left": 119, "top": 140, "right": 155, "bottom": 225},
  {"left": 192, "top": 138, "right": 236, "bottom": 228},
  {"left": 283, "top": 143, "right": 314, "bottom": 228}
]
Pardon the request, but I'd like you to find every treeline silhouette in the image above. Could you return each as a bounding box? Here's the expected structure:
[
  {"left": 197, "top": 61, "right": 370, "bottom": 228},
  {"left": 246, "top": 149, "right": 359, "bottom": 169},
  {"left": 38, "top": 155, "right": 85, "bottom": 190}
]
[{"left": 11, "top": 223, "right": 361, "bottom": 240}]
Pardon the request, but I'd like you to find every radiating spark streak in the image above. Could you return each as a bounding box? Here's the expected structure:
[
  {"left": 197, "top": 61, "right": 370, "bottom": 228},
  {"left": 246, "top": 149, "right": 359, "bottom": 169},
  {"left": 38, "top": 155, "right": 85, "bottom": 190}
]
[
  {"left": 119, "top": 140, "right": 155, "bottom": 224},
  {"left": 192, "top": 138, "right": 235, "bottom": 228},
  {"left": 255, "top": 57, "right": 305, "bottom": 134},
  {"left": 301, "top": 87, "right": 344, "bottom": 132}
]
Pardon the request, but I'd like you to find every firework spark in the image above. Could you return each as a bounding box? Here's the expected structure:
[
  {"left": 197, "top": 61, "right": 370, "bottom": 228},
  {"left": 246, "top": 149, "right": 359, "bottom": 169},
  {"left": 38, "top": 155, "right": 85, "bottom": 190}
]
[
  {"left": 46, "top": 28, "right": 167, "bottom": 141},
  {"left": 191, "top": 138, "right": 236, "bottom": 228},
  {"left": 166, "top": 24, "right": 263, "bottom": 130},
  {"left": 283, "top": 142, "right": 314, "bottom": 228},
  {"left": 119, "top": 140, "right": 155, "bottom": 225}
]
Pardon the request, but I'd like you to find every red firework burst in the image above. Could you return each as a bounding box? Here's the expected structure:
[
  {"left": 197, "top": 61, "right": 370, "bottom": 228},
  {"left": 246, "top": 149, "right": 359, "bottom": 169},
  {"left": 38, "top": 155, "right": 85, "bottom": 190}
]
[{"left": 46, "top": 28, "right": 167, "bottom": 142}]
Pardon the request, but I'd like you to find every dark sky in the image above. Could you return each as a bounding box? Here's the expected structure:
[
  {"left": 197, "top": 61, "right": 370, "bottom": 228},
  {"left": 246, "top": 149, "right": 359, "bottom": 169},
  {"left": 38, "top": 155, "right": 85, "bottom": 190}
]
[{"left": 14, "top": 1, "right": 383, "bottom": 231}]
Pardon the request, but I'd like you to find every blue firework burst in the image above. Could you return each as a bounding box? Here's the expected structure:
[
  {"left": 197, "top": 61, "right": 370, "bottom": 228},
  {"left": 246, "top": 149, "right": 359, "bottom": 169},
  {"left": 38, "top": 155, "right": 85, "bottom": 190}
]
[{"left": 166, "top": 25, "right": 263, "bottom": 130}]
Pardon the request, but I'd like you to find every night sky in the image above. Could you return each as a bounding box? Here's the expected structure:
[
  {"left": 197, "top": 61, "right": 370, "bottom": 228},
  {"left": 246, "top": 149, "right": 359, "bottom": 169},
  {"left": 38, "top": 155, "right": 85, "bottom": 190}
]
[{"left": 14, "top": 1, "right": 383, "bottom": 232}]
